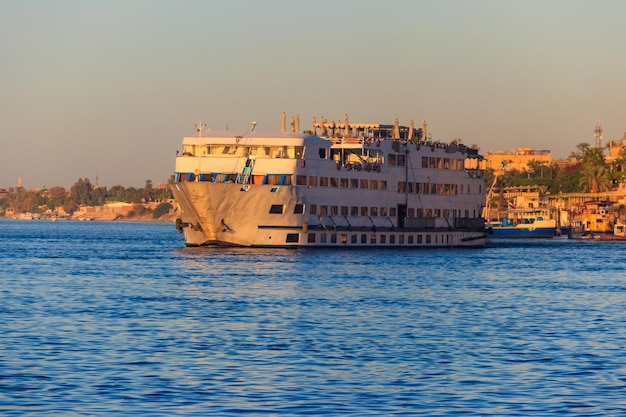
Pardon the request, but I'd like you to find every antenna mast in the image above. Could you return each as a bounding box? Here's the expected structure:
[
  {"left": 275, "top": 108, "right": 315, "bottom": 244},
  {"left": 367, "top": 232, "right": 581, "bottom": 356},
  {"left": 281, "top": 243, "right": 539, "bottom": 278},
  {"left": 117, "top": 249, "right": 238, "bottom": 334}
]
[{"left": 594, "top": 122, "right": 603, "bottom": 149}]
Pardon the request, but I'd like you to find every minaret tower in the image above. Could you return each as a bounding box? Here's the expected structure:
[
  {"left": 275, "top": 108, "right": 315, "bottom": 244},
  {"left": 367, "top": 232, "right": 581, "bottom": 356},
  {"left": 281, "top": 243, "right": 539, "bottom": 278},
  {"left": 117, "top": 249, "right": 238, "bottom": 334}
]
[{"left": 594, "top": 122, "right": 603, "bottom": 149}]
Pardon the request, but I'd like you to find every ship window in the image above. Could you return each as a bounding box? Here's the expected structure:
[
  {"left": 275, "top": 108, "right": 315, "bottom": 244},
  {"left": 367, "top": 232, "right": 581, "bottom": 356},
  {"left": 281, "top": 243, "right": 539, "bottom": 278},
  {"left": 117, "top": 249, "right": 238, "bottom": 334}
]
[
  {"left": 294, "top": 204, "right": 304, "bottom": 214},
  {"left": 361, "top": 207, "right": 368, "bottom": 216},
  {"left": 409, "top": 235, "right": 414, "bottom": 244},
  {"left": 341, "top": 206, "right": 348, "bottom": 215},
  {"left": 443, "top": 209, "right": 450, "bottom": 218},
  {"left": 398, "top": 182, "right": 406, "bottom": 193},
  {"left": 320, "top": 205, "right": 328, "bottom": 215},
  {"left": 320, "top": 233, "right": 327, "bottom": 243},
  {"left": 416, "top": 209, "right": 424, "bottom": 218},
  {"left": 330, "top": 234, "right": 337, "bottom": 243},
  {"left": 308, "top": 176, "right": 318, "bottom": 186},
  {"left": 340, "top": 234, "right": 347, "bottom": 244},
  {"left": 319, "top": 148, "right": 327, "bottom": 159},
  {"left": 380, "top": 180, "right": 387, "bottom": 190},
  {"left": 434, "top": 209, "right": 441, "bottom": 217},
  {"left": 296, "top": 175, "right": 307, "bottom": 185},
  {"left": 370, "top": 234, "right": 377, "bottom": 244},
  {"left": 351, "top": 206, "right": 358, "bottom": 216},
  {"left": 444, "top": 158, "right": 450, "bottom": 169},
  {"left": 418, "top": 235, "right": 423, "bottom": 244},
  {"left": 360, "top": 179, "right": 368, "bottom": 188},
  {"left": 422, "top": 157, "right": 428, "bottom": 168},
  {"left": 381, "top": 234, "right": 387, "bottom": 244},
  {"left": 399, "top": 234, "right": 404, "bottom": 244},
  {"left": 408, "top": 208, "right": 415, "bottom": 217},
  {"left": 320, "top": 177, "right": 328, "bottom": 187},
  {"left": 370, "top": 207, "right": 378, "bottom": 216},
  {"left": 388, "top": 154, "right": 397, "bottom": 166},
  {"left": 361, "top": 234, "right": 367, "bottom": 244},
  {"left": 282, "top": 175, "right": 292, "bottom": 185},
  {"left": 308, "top": 233, "right": 316, "bottom": 243},
  {"left": 397, "top": 154, "right": 405, "bottom": 167},
  {"left": 407, "top": 183, "right": 414, "bottom": 193},
  {"left": 270, "top": 187, "right": 280, "bottom": 193},
  {"left": 380, "top": 207, "right": 387, "bottom": 216},
  {"left": 437, "top": 158, "right": 443, "bottom": 169},
  {"left": 351, "top": 234, "right": 357, "bottom": 244},
  {"left": 269, "top": 205, "right": 284, "bottom": 214},
  {"left": 340, "top": 178, "right": 348, "bottom": 188},
  {"left": 429, "top": 157, "right": 436, "bottom": 168},
  {"left": 370, "top": 180, "right": 378, "bottom": 190},
  {"left": 350, "top": 179, "right": 358, "bottom": 188},
  {"left": 309, "top": 204, "right": 317, "bottom": 214},
  {"left": 330, "top": 177, "right": 338, "bottom": 187},
  {"left": 426, "top": 235, "right": 431, "bottom": 244},
  {"left": 331, "top": 206, "right": 338, "bottom": 215},
  {"left": 286, "top": 234, "right": 299, "bottom": 243},
  {"left": 425, "top": 209, "right": 432, "bottom": 217},
  {"left": 267, "top": 175, "right": 282, "bottom": 185}
]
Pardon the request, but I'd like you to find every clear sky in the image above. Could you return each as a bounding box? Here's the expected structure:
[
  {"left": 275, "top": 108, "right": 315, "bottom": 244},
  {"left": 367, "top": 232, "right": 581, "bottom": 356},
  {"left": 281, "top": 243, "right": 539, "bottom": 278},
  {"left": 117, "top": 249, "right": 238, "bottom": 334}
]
[{"left": 2, "top": 0, "right": 625, "bottom": 189}]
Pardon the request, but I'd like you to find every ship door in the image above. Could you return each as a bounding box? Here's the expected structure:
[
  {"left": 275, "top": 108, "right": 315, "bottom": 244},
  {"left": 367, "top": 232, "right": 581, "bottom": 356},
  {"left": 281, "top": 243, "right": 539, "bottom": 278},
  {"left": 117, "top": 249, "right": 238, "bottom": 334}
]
[{"left": 397, "top": 204, "right": 407, "bottom": 228}]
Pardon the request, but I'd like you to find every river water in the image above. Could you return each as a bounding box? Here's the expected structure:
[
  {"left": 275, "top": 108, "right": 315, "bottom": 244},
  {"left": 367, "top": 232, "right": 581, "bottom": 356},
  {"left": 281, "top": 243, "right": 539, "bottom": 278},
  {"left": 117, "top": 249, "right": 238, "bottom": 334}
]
[{"left": 1, "top": 220, "right": 625, "bottom": 416}]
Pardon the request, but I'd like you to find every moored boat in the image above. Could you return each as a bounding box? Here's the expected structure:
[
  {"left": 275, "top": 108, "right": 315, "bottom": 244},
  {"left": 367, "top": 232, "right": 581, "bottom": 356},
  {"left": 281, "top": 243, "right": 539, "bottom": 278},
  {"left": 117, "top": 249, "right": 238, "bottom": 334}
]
[
  {"left": 483, "top": 185, "right": 556, "bottom": 239},
  {"left": 486, "top": 210, "right": 556, "bottom": 239},
  {"left": 171, "top": 114, "right": 487, "bottom": 248},
  {"left": 567, "top": 201, "right": 626, "bottom": 240}
]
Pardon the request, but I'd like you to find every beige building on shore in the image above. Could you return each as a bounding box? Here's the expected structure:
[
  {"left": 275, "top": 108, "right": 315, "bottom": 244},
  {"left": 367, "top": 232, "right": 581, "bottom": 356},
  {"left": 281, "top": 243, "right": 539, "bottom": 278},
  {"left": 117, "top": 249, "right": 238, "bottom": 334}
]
[{"left": 486, "top": 147, "right": 552, "bottom": 172}]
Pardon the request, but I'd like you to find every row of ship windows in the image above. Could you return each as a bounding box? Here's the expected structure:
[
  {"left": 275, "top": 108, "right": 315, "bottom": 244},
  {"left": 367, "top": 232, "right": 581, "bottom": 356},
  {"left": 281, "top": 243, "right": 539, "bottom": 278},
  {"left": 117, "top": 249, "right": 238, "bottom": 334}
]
[
  {"left": 177, "top": 173, "right": 477, "bottom": 195},
  {"left": 295, "top": 176, "right": 478, "bottom": 194},
  {"left": 285, "top": 232, "right": 452, "bottom": 245},
  {"left": 385, "top": 155, "right": 466, "bottom": 170},
  {"left": 271, "top": 204, "right": 471, "bottom": 219},
  {"left": 181, "top": 144, "right": 466, "bottom": 171}
]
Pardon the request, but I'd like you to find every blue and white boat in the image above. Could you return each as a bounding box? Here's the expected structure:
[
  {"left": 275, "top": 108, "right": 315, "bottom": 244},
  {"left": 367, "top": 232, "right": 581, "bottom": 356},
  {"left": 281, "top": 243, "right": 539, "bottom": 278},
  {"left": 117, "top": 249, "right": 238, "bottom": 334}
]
[{"left": 486, "top": 209, "right": 556, "bottom": 239}]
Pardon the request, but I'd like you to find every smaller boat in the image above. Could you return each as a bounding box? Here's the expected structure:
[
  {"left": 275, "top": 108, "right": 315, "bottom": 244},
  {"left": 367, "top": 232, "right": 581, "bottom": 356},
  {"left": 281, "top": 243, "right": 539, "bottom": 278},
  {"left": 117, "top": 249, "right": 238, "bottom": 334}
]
[
  {"left": 566, "top": 201, "right": 623, "bottom": 240},
  {"left": 483, "top": 183, "right": 556, "bottom": 239},
  {"left": 486, "top": 208, "right": 556, "bottom": 239}
]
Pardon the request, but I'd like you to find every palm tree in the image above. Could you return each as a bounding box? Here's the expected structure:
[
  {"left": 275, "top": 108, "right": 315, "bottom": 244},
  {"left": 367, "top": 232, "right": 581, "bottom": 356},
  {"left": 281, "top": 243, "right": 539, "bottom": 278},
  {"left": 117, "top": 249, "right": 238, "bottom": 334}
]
[{"left": 579, "top": 164, "right": 612, "bottom": 193}]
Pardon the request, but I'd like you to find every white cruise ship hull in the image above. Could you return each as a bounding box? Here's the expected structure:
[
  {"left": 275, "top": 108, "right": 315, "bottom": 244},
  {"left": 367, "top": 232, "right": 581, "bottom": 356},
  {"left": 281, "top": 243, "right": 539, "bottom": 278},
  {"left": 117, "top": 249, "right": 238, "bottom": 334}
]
[{"left": 172, "top": 181, "right": 485, "bottom": 248}]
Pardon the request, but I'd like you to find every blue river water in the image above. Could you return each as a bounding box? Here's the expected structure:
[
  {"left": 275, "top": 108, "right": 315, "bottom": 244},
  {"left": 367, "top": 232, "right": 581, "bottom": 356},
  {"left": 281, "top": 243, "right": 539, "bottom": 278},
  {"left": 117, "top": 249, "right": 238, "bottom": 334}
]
[{"left": 1, "top": 219, "right": 626, "bottom": 416}]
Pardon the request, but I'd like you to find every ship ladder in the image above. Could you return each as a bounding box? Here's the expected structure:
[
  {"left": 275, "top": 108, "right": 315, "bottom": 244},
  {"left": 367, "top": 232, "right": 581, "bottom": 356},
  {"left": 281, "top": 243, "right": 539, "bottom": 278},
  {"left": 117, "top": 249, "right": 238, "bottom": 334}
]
[{"left": 240, "top": 166, "right": 253, "bottom": 185}]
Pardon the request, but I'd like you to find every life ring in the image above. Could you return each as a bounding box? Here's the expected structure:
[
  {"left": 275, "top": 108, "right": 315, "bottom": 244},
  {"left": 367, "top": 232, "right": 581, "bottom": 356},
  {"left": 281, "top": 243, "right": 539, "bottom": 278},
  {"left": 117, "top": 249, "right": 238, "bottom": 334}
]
[
  {"left": 376, "top": 165, "right": 381, "bottom": 173},
  {"left": 376, "top": 139, "right": 381, "bottom": 147},
  {"left": 366, "top": 138, "right": 371, "bottom": 146},
  {"left": 300, "top": 159, "right": 305, "bottom": 168}
]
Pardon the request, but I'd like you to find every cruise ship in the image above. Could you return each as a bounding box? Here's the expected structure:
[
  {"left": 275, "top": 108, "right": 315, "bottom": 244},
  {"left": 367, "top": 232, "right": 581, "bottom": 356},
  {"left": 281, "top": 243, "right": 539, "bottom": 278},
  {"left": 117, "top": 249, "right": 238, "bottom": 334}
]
[{"left": 171, "top": 114, "right": 487, "bottom": 248}]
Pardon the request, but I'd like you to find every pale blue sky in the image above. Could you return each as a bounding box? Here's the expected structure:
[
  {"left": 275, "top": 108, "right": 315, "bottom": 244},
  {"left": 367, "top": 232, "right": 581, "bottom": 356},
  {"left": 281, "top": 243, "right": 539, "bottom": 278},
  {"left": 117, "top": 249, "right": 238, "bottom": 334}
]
[{"left": 2, "top": 0, "right": 625, "bottom": 189}]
